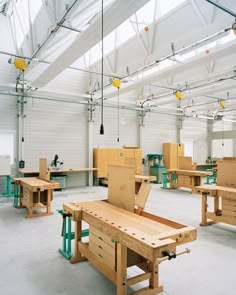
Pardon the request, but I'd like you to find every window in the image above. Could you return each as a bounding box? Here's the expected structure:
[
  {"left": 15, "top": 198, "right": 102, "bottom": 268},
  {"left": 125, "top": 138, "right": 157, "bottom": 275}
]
[
  {"left": 0, "top": 132, "right": 15, "bottom": 165},
  {"left": 10, "top": 0, "right": 43, "bottom": 48}
]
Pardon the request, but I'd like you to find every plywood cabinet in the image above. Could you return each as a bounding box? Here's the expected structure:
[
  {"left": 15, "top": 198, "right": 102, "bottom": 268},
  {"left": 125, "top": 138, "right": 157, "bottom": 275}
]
[
  {"left": 93, "top": 148, "right": 142, "bottom": 178},
  {"left": 163, "top": 143, "right": 184, "bottom": 169}
]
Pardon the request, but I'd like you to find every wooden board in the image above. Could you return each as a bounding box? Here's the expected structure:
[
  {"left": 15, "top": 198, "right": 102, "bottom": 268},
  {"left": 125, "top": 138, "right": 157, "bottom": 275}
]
[
  {"left": 167, "top": 169, "right": 211, "bottom": 177},
  {"left": 19, "top": 167, "right": 97, "bottom": 174},
  {"left": 179, "top": 156, "right": 194, "bottom": 170},
  {"left": 136, "top": 182, "right": 151, "bottom": 210},
  {"left": 108, "top": 165, "right": 135, "bottom": 212},
  {"left": 14, "top": 177, "right": 60, "bottom": 192},
  {"left": 217, "top": 160, "right": 236, "bottom": 187},
  {"left": 39, "top": 158, "right": 50, "bottom": 181}
]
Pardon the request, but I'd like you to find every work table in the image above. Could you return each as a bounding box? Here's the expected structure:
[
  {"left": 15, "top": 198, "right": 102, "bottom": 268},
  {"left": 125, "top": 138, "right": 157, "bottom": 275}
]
[{"left": 63, "top": 199, "right": 196, "bottom": 294}]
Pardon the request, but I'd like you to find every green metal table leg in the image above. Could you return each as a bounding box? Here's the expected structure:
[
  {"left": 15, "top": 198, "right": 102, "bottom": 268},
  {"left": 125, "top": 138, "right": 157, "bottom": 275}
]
[
  {"left": 13, "top": 182, "right": 19, "bottom": 208},
  {"left": 2, "top": 176, "right": 14, "bottom": 197},
  {"left": 161, "top": 172, "right": 169, "bottom": 189},
  {"left": 58, "top": 210, "right": 89, "bottom": 260}
]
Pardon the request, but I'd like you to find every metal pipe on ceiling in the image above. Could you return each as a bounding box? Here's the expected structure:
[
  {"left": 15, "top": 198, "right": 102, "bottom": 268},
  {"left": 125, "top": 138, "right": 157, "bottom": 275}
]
[
  {"left": 0, "top": 50, "right": 113, "bottom": 78},
  {"left": 1, "top": 89, "right": 236, "bottom": 122},
  {"left": 93, "top": 25, "right": 232, "bottom": 96},
  {"left": 17, "top": 0, "right": 80, "bottom": 80}
]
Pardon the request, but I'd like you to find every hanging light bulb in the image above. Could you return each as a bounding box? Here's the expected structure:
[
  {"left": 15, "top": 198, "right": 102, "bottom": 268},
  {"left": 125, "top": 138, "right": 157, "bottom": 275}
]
[{"left": 14, "top": 58, "right": 27, "bottom": 71}]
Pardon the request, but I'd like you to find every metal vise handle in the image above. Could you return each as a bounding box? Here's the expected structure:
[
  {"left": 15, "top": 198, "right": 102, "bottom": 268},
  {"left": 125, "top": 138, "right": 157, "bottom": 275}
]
[{"left": 157, "top": 248, "right": 191, "bottom": 264}]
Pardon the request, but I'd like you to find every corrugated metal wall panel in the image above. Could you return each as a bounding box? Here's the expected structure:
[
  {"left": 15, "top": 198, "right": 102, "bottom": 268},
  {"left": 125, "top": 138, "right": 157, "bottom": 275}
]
[
  {"left": 93, "top": 107, "right": 139, "bottom": 148},
  {"left": 0, "top": 95, "right": 17, "bottom": 193},
  {"left": 24, "top": 98, "right": 88, "bottom": 187},
  {"left": 181, "top": 118, "right": 208, "bottom": 163},
  {"left": 142, "top": 113, "right": 177, "bottom": 156}
]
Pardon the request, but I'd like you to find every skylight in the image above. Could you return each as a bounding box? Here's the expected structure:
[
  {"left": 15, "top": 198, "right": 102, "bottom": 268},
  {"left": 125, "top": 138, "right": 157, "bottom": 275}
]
[
  {"left": 9, "top": 0, "right": 43, "bottom": 48},
  {"left": 80, "top": 0, "right": 187, "bottom": 68}
]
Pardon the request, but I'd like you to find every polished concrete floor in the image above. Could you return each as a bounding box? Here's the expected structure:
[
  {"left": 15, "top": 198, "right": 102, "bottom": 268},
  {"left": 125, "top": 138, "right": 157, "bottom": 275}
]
[{"left": 0, "top": 184, "right": 235, "bottom": 295}]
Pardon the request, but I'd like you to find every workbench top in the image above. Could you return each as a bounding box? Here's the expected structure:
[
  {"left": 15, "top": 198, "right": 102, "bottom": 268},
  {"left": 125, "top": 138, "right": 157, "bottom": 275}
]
[
  {"left": 13, "top": 177, "right": 60, "bottom": 191},
  {"left": 167, "top": 169, "right": 212, "bottom": 176},
  {"left": 19, "top": 167, "right": 98, "bottom": 174},
  {"left": 63, "top": 200, "right": 196, "bottom": 261}
]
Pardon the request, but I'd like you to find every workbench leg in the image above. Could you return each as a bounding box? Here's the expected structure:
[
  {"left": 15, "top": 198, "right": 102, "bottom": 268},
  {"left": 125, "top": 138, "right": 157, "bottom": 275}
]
[
  {"left": 200, "top": 194, "right": 207, "bottom": 226},
  {"left": 70, "top": 219, "right": 84, "bottom": 264},
  {"left": 149, "top": 261, "right": 163, "bottom": 292},
  {"left": 18, "top": 186, "right": 25, "bottom": 208},
  {"left": 214, "top": 196, "right": 220, "bottom": 215},
  {"left": 46, "top": 189, "right": 53, "bottom": 215},
  {"left": 116, "top": 243, "right": 127, "bottom": 295}
]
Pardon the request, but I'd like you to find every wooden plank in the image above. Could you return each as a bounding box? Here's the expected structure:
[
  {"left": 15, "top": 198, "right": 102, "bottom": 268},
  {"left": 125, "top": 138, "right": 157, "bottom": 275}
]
[
  {"left": 217, "top": 160, "right": 236, "bottom": 187},
  {"left": 127, "top": 273, "right": 151, "bottom": 287},
  {"left": 14, "top": 177, "right": 60, "bottom": 191},
  {"left": 222, "top": 199, "right": 236, "bottom": 207},
  {"left": 221, "top": 209, "right": 236, "bottom": 217},
  {"left": 167, "top": 169, "right": 211, "bottom": 177},
  {"left": 135, "top": 183, "right": 151, "bottom": 212},
  {"left": 206, "top": 212, "right": 236, "bottom": 226},
  {"left": 179, "top": 156, "right": 193, "bottom": 170},
  {"left": 19, "top": 168, "right": 97, "bottom": 174},
  {"left": 129, "top": 286, "right": 164, "bottom": 295},
  {"left": 39, "top": 158, "right": 50, "bottom": 181},
  {"left": 108, "top": 165, "right": 135, "bottom": 212}
]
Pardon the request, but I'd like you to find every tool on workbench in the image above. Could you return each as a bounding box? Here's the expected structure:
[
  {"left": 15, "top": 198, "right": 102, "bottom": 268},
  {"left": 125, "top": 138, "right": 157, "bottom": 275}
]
[{"left": 51, "top": 154, "right": 63, "bottom": 170}]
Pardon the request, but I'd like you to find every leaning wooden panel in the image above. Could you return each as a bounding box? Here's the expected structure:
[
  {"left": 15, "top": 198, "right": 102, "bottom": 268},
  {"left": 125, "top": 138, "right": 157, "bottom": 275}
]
[
  {"left": 108, "top": 164, "right": 135, "bottom": 212},
  {"left": 217, "top": 160, "right": 236, "bottom": 187}
]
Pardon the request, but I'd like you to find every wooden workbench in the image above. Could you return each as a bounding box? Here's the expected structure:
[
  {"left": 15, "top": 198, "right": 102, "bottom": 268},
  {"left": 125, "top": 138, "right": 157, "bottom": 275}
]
[
  {"left": 194, "top": 184, "right": 236, "bottom": 226},
  {"left": 19, "top": 167, "right": 98, "bottom": 187},
  {"left": 63, "top": 200, "right": 196, "bottom": 295},
  {"left": 14, "top": 177, "right": 60, "bottom": 218},
  {"left": 167, "top": 169, "right": 212, "bottom": 193}
]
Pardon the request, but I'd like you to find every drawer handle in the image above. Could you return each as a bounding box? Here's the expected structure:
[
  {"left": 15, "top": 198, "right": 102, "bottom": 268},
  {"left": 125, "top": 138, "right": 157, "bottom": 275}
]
[
  {"left": 98, "top": 254, "right": 103, "bottom": 258},
  {"left": 98, "top": 245, "right": 103, "bottom": 249},
  {"left": 99, "top": 237, "right": 103, "bottom": 241}
]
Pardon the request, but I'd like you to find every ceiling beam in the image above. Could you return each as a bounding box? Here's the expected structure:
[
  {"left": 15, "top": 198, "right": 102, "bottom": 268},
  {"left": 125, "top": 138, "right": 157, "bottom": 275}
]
[{"left": 31, "top": 0, "right": 151, "bottom": 89}]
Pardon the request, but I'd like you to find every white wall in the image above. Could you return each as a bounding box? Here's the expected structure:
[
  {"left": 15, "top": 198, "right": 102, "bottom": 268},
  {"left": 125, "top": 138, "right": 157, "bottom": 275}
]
[{"left": 0, "top": 95, "right": 17, "bottom": 193}]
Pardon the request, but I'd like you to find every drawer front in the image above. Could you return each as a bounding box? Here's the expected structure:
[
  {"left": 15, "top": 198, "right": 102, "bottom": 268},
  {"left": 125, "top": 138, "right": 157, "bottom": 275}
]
[
  {"left": 89, "top": 233, "right": 115, "bottom": 270},
  {"left": 89, "top": 226, "right": 116, "bottom": 270},
  {"left": 90, "top": 226, "right": 115, "bottom": 248},
  {"left": 222, "top": 199, "right": 236, "bottom": 217}
]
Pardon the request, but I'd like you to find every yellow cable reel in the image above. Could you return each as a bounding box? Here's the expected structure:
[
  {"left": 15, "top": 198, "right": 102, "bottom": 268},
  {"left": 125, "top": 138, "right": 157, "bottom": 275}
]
[
  {"left": 175, "top": 90, "right": 183, "bottom": 100},
  {"left": 14, "top": 58, "right": 27, "bottom": 71}
]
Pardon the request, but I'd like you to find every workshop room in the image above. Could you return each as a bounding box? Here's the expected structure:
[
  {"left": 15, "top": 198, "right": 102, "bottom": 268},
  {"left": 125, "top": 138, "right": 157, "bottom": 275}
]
[{"left": 0, "top": 0, "right": 236, "bottom": 294}]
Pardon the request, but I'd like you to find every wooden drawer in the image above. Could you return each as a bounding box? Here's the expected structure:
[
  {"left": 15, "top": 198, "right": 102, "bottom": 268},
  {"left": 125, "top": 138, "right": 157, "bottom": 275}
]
[
  {"left": 89, "top": 233, "right": 115, "bottom": 270},
  {"left": 90, "top": 226, "right": 115, "bottom": 248},
  {"left": 89, "top": 226, "right": 116, "bottom": 270},
  {"left": 222, "top": 199, "right": 236, "bottom": 217}
]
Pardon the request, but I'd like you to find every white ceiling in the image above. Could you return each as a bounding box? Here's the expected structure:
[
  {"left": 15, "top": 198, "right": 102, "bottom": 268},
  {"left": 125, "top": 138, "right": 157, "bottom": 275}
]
[{"left": 0, "top": 0, "right": 236, "bottom": 123}]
